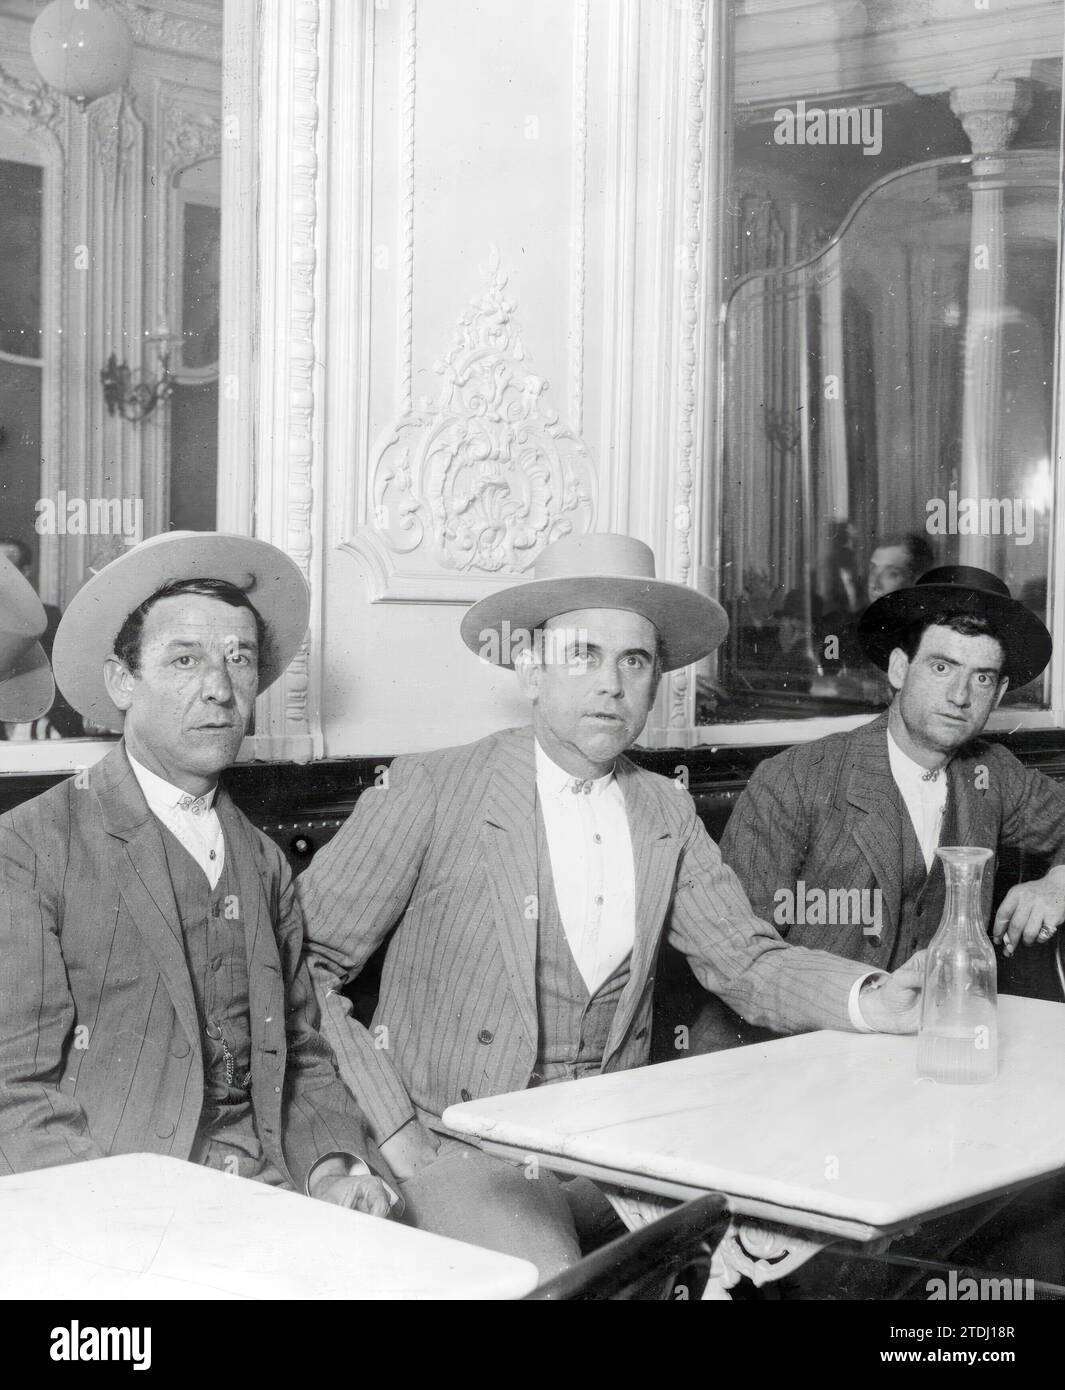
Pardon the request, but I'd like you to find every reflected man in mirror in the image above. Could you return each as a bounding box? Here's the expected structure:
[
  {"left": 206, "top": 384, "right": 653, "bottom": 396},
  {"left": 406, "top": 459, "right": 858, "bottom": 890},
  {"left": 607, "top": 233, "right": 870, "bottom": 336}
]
[
  {"left": 0, "top": 532, "right": 396, "bottom": 1217},
  {"left": 298, "top": 532, "right": 929, "bottom": 1282}
]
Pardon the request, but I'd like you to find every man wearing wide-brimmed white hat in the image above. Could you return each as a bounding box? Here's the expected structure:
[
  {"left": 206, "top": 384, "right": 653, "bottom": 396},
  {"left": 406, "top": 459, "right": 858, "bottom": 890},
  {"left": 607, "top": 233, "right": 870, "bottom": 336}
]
[
  {"left": 0, "top": 532, "right": 396, "bottom": 1216},
  {"left": 299, "top": 532, "right": 928, "bottom": 1280}
]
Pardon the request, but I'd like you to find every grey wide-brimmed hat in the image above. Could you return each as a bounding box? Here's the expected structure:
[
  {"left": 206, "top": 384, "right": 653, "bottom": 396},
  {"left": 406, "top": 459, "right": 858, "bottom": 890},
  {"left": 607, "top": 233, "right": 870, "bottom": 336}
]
[
  {"left": 0, "top": 553, "right": 55, "bottom": 722},
  {"left": 52, "top": 531, "right": 310, "bottom": 730},
  {"left": 461, "top": 532, "right": 729, "bottom": 672},
  {"left": 858, "top": 564, "right": 1052, "bottom": 689}
]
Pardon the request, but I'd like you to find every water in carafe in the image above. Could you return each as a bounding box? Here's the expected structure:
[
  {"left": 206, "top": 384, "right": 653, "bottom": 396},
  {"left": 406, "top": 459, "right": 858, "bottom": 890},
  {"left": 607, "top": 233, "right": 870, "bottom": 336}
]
[{"left": 916, "top": 846, "right": 997, "bottom": 1084}]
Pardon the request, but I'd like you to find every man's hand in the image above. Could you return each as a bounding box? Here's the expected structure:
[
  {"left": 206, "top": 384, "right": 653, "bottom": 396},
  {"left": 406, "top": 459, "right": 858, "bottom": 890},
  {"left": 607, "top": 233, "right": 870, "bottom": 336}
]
[
  {"left": 312, "top": 1172, "right": 395, "bottom": 1218},
  {"left": 993, "top": 868, "right": 1065, "bottom": 957},
  {"left": 857, "top": 951, "right": 927, "bottom": 1034},
  {"left": 379, "top": 1117, "right": 441, "bottom": 1181}
]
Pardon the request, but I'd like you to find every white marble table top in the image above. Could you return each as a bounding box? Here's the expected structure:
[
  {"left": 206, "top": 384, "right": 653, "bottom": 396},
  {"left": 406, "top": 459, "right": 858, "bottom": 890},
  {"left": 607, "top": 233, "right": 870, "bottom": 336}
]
[
  {"left": 443, "top": 995, "right": 1065, "bottom": 1240},
  {"left": 0, "top": 1154, "right": 537, "bottom": 1300}
]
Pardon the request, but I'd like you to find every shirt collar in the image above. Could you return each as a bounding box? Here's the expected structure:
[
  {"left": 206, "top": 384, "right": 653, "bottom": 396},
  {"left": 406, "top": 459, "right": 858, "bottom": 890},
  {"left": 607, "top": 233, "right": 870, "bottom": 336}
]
[
  {"left": 886, "top": 729, "right": 946, "bottom": 788},
  {"left": 126, "top": 749, "right": 218, "bottom": 816},
  {"left": 534, "top": 739, "right": 616, "bottom": 798}
]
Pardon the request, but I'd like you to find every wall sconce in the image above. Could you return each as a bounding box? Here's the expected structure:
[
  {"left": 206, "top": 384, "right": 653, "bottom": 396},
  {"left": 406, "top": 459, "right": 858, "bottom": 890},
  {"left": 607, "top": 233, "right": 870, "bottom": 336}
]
[
  {"left": 30, "top": 0, "right": 134, "bottom": 107},
  {"left": 101, "top": 341, "right": 173, "bottom": 422}
]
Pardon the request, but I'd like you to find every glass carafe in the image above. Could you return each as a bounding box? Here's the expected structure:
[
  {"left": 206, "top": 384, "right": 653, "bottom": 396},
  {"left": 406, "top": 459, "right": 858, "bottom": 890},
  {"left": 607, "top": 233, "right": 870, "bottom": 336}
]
[{"left": 916, "top": 846, "right": 998, "bottom": 1084}]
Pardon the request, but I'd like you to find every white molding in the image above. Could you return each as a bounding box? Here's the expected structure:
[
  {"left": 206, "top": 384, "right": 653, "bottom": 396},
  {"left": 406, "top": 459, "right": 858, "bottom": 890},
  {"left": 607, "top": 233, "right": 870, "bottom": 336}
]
[
  {"left": 251, "top": 0, "right": 324, "bottom": 764},
  {"left": 216, "top": 0, "right": 258, "bottom": 536},
  {"left": 598, "top": 0, "right": 639, "bottom": 534},
  {"left": 569, "top": 0, "right": 590, "bottom": 436}
]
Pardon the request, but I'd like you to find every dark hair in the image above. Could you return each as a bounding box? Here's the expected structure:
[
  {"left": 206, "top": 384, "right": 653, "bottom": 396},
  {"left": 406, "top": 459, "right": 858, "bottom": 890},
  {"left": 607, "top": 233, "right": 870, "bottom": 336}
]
[
  {"left": 897, "top": 610, "right": 1004, "bottom": 666},
  {"left": 874, "top": 531, "right": 936, "bottom": 578},
  {"left": 0, "top": 536, "right": 33, "bottom": 570},
  {"left": 113, "top": 578, "right": 266, "bottom": 675}
]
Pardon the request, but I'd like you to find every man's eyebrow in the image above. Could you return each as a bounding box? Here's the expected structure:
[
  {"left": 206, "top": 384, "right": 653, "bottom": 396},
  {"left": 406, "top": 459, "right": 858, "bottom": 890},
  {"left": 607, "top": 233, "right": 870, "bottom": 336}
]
[
  {"left": 923, "top": 650, "right": 1001, "bottom": 674},
  {"left": 162, "top": 636, "right": 258, "bottom": 650}
]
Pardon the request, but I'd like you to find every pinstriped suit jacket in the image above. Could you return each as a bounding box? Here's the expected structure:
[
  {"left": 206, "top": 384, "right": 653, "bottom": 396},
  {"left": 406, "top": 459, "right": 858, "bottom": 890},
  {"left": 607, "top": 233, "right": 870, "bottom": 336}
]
[
  {"left": 720, "top": 712, "right": 1065, "bottom": 970},
  {"left": 0, "top": 743, "right": 381, "bottom": 1187},
  {"left": 297, "top": 725, "right": 870, "bottom": 1143}
]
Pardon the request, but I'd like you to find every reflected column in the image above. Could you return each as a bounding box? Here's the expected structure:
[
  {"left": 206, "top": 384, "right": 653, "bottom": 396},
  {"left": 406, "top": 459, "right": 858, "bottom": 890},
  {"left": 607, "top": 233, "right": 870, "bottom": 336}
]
[{"left": 950, "top": 79, "right": 1030, "bottom": 566}]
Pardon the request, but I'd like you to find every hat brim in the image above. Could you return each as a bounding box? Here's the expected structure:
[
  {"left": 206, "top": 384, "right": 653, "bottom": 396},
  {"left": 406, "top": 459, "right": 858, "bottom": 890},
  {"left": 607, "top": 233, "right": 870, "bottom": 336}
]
[
  {"left": 461, "top": 574, "right": 729, "bottom": 671},
  {"left": 52, "top": 534, "right": 310, "bottom": 731},
  {"left": 0, "top": 641, "right": 56, "bottom": 723},
  {"left": 858, "top": 584, "right": 1052, "bottom": 689}
]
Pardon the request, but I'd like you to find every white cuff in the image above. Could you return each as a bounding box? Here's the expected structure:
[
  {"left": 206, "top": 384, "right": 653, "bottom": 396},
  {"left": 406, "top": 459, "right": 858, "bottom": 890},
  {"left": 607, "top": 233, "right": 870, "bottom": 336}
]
[{"left": 848, "top": 972, "right": 886, "bottom": 1031}]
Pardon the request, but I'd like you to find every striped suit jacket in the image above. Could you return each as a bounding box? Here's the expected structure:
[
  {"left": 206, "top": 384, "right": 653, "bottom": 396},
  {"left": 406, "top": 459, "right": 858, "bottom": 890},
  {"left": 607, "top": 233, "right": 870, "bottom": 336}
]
[
  {"left": 0, "top": 743, "right": 381, "bottom": 1188},
  {"left": 297, "top": 725, "right": 870, "bottom": 1143},
  {"left": 719, "top": 712, "right": 1065, "bottom": 968}
]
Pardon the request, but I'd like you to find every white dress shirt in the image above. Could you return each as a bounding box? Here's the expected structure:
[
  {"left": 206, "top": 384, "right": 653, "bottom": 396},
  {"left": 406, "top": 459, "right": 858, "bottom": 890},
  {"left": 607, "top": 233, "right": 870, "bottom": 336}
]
[
  {"left": 127, "top": 752, "right": 225, "bottom": 888},
  {"left": 886, "top": 730, "right": 948, "bottom": 873},
  {"left": 534, "top": 741, "right": 637, "bottom": 994},
  {"left": 534, "top": 741, "right": 879, "bottom": 1026}
]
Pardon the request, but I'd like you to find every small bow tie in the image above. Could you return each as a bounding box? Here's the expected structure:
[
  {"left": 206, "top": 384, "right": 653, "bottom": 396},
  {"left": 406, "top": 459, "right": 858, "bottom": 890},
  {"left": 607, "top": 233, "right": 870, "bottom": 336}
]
[
  {"left": 569, "top": 778, "right": 594, "bottom": 796},
  {"left": 178, "top": 793, "right": 211, "bottom": 817}
]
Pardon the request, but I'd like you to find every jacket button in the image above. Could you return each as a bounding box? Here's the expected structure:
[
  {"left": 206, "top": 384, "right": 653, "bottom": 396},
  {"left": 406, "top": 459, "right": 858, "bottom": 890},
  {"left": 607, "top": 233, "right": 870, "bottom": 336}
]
[
  {"left": 274, "top": 1085, "right": 282, "bottom": 1093},
  {"left": 155, "top": 1122, "right": 175, "bottom": 1139},
  {"left": 460, "top": 1088, "right": 473, "bottom": 1103},
  {"left": 171, "top": 1040, "right": 190, "bottom": 1059},
  {"left": 477, "top": 1028, "right": 493, "bottom": 1044}
]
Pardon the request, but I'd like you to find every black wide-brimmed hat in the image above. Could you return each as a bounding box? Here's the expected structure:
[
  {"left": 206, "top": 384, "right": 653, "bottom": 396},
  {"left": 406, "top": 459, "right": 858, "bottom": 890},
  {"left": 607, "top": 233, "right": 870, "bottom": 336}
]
[{"left": 858, "top": 565, "right": 1052, "bottom": 689}]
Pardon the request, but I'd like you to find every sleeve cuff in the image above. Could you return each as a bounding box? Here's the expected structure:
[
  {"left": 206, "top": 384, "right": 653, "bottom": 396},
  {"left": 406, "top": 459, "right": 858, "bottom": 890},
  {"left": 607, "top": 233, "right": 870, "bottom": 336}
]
[
  {"left": 305, "top": 1150, "right": 402, "bottom": 1209},
  {"left": 849, "top": 972, "right": 887, "bottom": 1031}
]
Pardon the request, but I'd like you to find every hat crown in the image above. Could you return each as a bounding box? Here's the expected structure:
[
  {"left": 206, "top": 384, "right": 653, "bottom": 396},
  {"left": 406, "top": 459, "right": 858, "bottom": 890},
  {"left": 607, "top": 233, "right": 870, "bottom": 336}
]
[
  {"left": 532, "top": 533, "right": 657, "bottom": 582},
  {"left": 915, "top": 565, "right": 1012, "bottom": 600}
]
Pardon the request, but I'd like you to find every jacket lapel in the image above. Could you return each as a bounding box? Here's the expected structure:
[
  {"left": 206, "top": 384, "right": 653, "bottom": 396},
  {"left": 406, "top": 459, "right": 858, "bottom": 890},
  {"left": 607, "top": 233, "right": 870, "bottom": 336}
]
[
  {"left": 844, "top": 715, "right": 905, "bottom": 945},
  {"left": 604, "top": 758, "right": 680, "bottom": 1064},
  {"left": 480, "top": 729, "right": 540, "bottom": 1050},
  {"left": 93, "top": 744, "right": 200, "bottom": 1052},
  {"left": 948, "top": 746, "right": 997, "bottom": 851},
  {"left": 215, "top": 795, "right": 286, "bottom": 1087}
]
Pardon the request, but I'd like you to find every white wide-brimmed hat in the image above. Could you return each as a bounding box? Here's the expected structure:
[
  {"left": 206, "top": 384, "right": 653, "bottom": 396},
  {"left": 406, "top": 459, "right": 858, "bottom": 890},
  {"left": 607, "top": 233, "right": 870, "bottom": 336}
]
[
  {"left": 0, "top": 553, "right": 55, "bottom": 722},
  {"left": 53, "top": 531, "right": 310, "bottom": 730},
  {"left": 460, "top": 533, "right": 728, "bottom": 672}
]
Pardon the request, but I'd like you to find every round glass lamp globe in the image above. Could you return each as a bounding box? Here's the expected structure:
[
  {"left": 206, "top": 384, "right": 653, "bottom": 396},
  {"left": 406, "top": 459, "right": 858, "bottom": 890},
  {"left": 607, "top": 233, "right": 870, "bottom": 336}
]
[{"left": 30, "top": 0, "right": 134, "bottom": 105}]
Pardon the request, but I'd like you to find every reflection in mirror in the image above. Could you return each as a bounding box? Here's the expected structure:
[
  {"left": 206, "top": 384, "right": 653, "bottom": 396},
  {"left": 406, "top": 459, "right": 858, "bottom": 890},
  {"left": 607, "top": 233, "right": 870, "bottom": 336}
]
[
  {"left": 0, "top": 0, "right": 224, "bottom": 746},
  {"left": 703, "top": 1, "right": 1063, "bottom": 728}
]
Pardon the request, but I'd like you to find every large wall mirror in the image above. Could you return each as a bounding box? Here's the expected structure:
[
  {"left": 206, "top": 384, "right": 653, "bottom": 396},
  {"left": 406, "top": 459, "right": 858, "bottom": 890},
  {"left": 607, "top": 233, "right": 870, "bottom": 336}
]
[
  {"left": 0, "top": 0, "right": 248, "bottom": 764},
  {"left": 699, "top": 0, "right": 1064, "bottom": 736}
]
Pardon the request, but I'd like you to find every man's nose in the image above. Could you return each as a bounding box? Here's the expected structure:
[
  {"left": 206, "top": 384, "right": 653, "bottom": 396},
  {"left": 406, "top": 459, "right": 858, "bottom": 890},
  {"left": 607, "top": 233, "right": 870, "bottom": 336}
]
[
  {"left": 946, "top": 674, "right": 971, "bottom": 706},
  {"left": 200, "top": 657, "right": 235, "bottom": 702},
  {"left": 596, "top": 663, "right": 623, "bottom": 696}
]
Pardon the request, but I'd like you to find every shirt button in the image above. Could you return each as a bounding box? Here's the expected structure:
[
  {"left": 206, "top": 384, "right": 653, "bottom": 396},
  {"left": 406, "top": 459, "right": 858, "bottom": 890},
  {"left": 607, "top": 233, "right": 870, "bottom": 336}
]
[
  {"left": 210, "top": 957, "right": 223, "bottom": 971},
  {"left": 155, "top": 1121, "right": 175, "bottom": 1139},
  {"left": 593, "top": 834, "right": 602, "bottom": 844},
  {"left": 595, "top": 895, "right": 604, "bottom": 906},
  {"left": 274, "top": 1085, "right": 282, "bottom": 1094},
  {"left": 460, "top": 1088, "right": 473, "bottom": 1103},
  {"left": 477, "top": 1029, "right": 494, "bottom": 1044},
  {"left": 171, "top": 1040, "right": 190, "bottom": 1059}
]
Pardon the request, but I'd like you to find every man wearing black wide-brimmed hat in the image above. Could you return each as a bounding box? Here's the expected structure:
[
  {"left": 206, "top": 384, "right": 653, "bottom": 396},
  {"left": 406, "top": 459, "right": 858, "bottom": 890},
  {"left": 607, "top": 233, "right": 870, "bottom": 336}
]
[
  {"left": 719, "top": 564, "right": 1065, "bottom": 1013},
  {"left": 716, "top": 564, "right": 1065, "bottom": 1297}
]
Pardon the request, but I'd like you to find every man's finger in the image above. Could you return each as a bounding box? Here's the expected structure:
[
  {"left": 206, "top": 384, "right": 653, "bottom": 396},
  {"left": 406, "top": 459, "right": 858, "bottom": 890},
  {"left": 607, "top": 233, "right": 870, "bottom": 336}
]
[{"left": 992, "top": 889, "right": 1020, "bottom": 939}]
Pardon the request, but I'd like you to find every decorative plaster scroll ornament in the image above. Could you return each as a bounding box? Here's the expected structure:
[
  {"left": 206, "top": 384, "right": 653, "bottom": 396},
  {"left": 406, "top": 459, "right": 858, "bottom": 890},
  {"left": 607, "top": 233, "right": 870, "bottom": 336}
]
[
  {"left": 0, "top": 61, "right": 63, "bottom": 138},
  {"left": 108, "top": 0, "right": 220, "bottom": 61},
  {"left": 347, "top": 248, "right": 596, "bottom": 602},
  {"left": 162, "top": 100, "right": 222, "bottom": 171}
]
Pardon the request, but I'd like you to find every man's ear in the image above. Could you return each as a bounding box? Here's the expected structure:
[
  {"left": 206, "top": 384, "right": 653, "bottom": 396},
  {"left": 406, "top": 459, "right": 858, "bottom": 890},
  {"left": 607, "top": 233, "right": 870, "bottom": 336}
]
[
  {"left": 886, "top": 646, "right": 909, "bottom": 693},
  {"left": 103, "top": 656, "right": 135, "bottom": 712}
]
